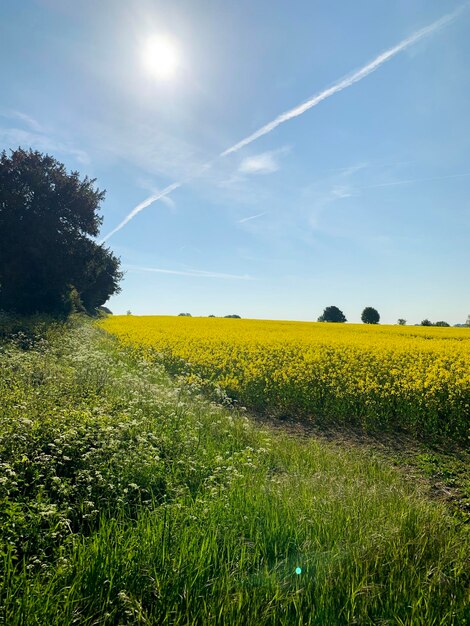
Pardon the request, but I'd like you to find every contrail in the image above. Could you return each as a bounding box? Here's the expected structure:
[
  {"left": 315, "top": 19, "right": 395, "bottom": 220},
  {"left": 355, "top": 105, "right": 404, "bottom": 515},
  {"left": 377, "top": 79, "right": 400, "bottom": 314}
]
[
  {"left": 220, "top": 7, "right": 463, "bottom": 157},
  {"left": 125, "top": 264, "right": 254, "bottom": 280},
  {"left": 238, "top": 212, "right": 267, "bottom": 223},
  {"left": 100, "top": 182, "right": 181, "bottom": 243},
  {"left": 101, "top": 6, "right": 464, "bottom": 242}
]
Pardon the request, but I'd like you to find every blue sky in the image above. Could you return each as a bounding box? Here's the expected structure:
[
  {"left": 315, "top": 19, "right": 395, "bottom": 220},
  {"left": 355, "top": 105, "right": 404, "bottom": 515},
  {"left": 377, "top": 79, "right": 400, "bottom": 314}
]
[{"left": 1, "top": 0, "right": 469, "bottom": 324}]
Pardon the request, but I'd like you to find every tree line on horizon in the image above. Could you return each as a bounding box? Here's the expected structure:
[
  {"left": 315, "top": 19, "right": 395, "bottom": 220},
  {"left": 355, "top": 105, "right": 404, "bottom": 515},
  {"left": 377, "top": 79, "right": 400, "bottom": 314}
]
[
  {"left": 126, "top": 309, "right": 469, "bottom": 327},
  {"left": 318, "top": 305, "right": 380, "bottom": 324},
  {"left": 318, "top": 306, "right": 469, "bottom": 327}
]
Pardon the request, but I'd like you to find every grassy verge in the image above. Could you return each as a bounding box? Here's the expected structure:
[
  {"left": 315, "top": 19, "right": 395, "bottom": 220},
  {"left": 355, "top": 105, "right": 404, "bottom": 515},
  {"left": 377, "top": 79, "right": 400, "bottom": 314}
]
[{"left": 0, "top": 317, "right": 469, "bottom": 625}]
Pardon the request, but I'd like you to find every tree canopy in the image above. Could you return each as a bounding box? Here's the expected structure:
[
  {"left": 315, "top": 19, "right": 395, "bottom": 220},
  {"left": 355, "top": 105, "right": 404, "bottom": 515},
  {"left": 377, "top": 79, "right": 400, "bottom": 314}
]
[
  {"left": 0, "top": 148, "right": 122, "bottom": 314},
  {"left": 318, "top": 306, "right": 346, "bottom": 323},
  {"left": 361, "top": 307, "right": 380, "bottom": 324}
]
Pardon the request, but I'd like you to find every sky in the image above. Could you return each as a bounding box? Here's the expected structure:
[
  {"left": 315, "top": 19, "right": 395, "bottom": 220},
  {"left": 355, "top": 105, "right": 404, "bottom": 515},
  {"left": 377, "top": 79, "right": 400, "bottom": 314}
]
[{"left": 1, "top": 0, "right": 469, "bottom": 324}]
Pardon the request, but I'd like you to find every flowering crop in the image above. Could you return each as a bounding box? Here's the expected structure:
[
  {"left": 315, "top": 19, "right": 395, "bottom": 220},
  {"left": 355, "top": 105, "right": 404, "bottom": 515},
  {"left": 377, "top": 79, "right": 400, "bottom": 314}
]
[{"left": 100, "top": 317, "right": 470, "bottom": 441}]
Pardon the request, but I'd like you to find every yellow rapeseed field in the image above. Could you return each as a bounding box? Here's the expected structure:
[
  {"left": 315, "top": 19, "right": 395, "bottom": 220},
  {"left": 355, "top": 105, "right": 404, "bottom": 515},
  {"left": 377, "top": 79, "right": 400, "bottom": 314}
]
[{"left": 100, "top": 316, "right": 470, "bottom": 441}]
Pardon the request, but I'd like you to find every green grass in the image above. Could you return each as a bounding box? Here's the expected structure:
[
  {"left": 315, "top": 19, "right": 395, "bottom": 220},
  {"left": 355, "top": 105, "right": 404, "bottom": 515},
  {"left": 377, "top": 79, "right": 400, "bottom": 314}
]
[{"left": 0, "top": 316, "right": 469, "bottom": 625}]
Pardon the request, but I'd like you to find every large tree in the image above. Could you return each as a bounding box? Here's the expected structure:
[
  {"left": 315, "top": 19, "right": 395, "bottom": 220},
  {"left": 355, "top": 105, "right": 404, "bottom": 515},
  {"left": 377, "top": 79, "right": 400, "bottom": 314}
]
[
  {"left": 361, "top": 307, "right": 380, "bottom": 324},
  {"left": 318, "top": 306, "right": 347, "bottom": 323},
  {"left": 0, "top": 148, "right": 122, "bottom": 314}
]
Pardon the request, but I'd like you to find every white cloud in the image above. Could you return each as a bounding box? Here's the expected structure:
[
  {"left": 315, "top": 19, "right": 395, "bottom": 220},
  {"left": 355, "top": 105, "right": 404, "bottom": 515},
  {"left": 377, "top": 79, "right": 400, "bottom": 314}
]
[{"left": 239, "top": 151, "right": 280, "bottom": 175}]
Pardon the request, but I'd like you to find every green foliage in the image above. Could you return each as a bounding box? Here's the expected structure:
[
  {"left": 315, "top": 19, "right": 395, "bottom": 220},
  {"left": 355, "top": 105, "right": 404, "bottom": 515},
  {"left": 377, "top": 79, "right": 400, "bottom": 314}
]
[
  {"left": 361, "top": 306, "right": 380, "bottom": 324},
  {"left": 435, "top": 321, "right": 450, "bottom": 327},
  {"left": 397, "top": 318, "right": 407, "bottom": 326},
  {"left": 421, "top": 319, "right": 433, "bottom": 326},
  {"left": 0, "top": 148, "right": 122, "bottom": 314},
  {"left": 72, "top": 238, "right": 122, "bottom": 314},
  {"left": 317, "top": 305, "right": 346, "bottom": 323},
  {"left": 224, "top": 314, "right": 241, "bottom": 318},
  {"left": 97, "top": 306, "right": 112, "bottom": 317},
  {"left": 0, "top": 318, "right": 469, "bottom": 624}
]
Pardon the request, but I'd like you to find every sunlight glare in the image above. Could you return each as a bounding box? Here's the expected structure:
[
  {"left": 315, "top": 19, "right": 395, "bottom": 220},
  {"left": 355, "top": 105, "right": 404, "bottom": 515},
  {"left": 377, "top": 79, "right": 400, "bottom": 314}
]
[{"left": 142, "top": 35, "right": 179, "bottom": 80}]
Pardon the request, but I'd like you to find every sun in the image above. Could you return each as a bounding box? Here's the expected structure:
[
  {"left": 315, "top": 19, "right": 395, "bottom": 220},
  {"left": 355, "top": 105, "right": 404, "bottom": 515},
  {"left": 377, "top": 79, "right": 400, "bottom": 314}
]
[{"left": 141, "top": 35, "right": 179, "bottom": 80}]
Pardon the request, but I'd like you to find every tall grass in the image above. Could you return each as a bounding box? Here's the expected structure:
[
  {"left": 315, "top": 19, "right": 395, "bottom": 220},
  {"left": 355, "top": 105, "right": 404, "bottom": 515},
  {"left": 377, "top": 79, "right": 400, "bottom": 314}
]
[{"left": 0, "top": 316, "right": 469, "bottom": 624}]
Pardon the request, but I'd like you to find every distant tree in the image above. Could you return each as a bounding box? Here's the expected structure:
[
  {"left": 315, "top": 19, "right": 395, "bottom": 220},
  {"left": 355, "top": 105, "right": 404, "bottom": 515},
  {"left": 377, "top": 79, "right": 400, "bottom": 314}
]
[
  {"left": 126, "top": 310, "right": 132, "bottom": 316},
  {"left": 361, "top": 307, "right": 380, "bottom": 324},
  {"left": 421, "top": 319, "right": 433, "bottom": 326},
  {"left": 435, "top": 321, "right": 450, "bottom": 327},
  {"left": 465, "top": 314, "right": 470, "bottom": 327},
  {"left": 318, "top": 306, "right": 346, "bottom": 323},
  {"left": 397, "top": 318, "right": 407, "bottom": 326},
  {"left": 178, "top": 313, "right": 192, "bottom": 317},
  {"left": 224, "top": 314, "right": 241, "bottom": 319},
  {"left": 0, "top": 148, "right": 122, "bottom": 314},
  {"left": 208, "top": 315, "right": 216, "bottom": 317}
]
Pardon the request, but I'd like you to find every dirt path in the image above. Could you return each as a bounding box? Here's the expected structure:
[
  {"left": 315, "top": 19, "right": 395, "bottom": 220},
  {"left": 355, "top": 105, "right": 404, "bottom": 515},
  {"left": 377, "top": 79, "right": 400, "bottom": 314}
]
[{"left": 247, "top": 410, "right": 470, "bottom": 521}]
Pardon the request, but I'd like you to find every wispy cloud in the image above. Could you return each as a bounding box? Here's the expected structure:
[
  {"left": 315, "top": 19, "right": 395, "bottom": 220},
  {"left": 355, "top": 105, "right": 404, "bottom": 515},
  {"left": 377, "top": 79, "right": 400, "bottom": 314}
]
[
  {"left": 0, "top": 126, "right": 89, "bottom": 164},
  {"left": 362, "top": 171, "right": 470, "bottom": 189},
  {"left": 101, "top": 6, "right": 464, "bottom": 241},
  {"left": 159, "top": 194, "right": 176, "bottom": 210},
  {"left": 326, "top": 162, "right": 369, "bottom": 178},
  {"left": 0, "top": 109, "right": 44, "bottom": 132},
  {"left": 179, "top": 245, "right": 202, "bottom": 254},
  {"left": 331, "top": 186, "right": 353, "bottom": 199},
  {"left": 90, "top": 119, "right": 210, "bottom": 181},
  {"left": 238, "top": 212, "right": 267, "bottom": 224},
  {"left": 220, "top": 7, "right": 463, "bottom": 157},
  {"left": 239, "top": 151, "right": 280, "bottom": 175},
  {"left": 125, "top": 264, "right": 254, "bottom": 280}
]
